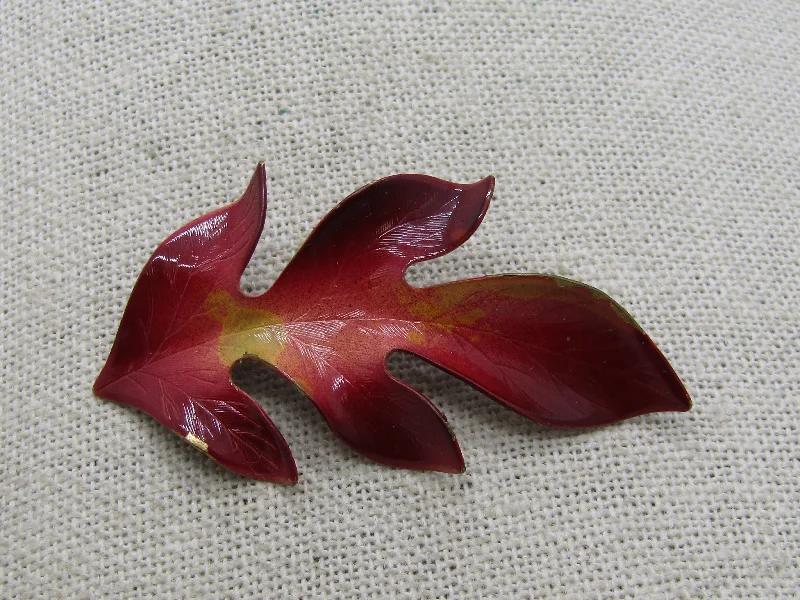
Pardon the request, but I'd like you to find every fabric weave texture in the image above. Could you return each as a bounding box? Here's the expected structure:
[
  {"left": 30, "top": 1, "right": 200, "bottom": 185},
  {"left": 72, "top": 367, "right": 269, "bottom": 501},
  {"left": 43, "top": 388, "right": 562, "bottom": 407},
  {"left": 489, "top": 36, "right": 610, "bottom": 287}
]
[{"left": 1, "top": 1, "right": 798, "bottom": 598}]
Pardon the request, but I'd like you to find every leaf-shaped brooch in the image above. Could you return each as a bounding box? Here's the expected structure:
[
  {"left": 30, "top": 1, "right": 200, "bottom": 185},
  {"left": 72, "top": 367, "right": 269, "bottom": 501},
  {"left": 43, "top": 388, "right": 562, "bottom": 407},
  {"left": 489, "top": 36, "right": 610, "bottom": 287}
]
[{"left": 95, "top": 164, "right": 691, "bottom": 484}]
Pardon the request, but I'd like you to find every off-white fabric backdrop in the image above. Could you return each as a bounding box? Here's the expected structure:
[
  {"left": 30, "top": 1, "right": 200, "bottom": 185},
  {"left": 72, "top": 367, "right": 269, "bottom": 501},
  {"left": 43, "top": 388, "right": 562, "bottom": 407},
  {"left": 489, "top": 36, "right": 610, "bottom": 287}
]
[{"left": 2, "top": 1, "right": 798, "bottom": 598}]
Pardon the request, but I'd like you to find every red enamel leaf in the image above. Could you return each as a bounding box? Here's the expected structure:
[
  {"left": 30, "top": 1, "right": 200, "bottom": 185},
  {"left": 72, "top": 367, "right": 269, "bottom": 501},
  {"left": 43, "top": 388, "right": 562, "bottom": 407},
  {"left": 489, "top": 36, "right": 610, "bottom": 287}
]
[{"left": 95, "top": 165, "right": 691, "bottom": 483}]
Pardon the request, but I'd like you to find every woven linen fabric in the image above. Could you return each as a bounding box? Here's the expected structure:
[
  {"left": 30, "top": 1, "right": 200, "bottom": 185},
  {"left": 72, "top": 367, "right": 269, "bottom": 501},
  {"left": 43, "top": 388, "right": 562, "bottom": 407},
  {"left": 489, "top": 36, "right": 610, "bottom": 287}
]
[{"left": 1, "top": 0, "right": 798, "bottom": 597}]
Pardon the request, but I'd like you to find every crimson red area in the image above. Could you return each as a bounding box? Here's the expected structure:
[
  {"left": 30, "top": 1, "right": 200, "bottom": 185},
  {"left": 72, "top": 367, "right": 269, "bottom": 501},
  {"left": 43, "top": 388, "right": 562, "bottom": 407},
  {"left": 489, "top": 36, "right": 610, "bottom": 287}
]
[{"left": 95, "top": 164, "right": 691, "bottom": 483}]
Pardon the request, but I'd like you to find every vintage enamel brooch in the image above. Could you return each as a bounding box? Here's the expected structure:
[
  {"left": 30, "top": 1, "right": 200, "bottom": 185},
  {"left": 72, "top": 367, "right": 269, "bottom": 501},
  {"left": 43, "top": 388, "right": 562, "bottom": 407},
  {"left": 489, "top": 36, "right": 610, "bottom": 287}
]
[{"left": 95, "top": 165, "right": 690, "bottom": 483}]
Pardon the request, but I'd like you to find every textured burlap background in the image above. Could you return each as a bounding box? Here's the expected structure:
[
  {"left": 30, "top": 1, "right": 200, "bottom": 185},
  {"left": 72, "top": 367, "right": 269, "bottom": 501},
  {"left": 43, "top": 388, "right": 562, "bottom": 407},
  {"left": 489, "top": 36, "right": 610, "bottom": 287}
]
[{"left": 2, "top": 1, "right": 798, "bottom": 598}]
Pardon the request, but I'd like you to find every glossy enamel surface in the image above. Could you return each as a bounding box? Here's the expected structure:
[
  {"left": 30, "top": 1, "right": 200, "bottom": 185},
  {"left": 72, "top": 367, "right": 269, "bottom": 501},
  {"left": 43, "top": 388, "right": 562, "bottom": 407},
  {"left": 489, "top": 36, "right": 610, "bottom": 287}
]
[{"left": 95, "top": 164, "right": 691, "bottom": 483}]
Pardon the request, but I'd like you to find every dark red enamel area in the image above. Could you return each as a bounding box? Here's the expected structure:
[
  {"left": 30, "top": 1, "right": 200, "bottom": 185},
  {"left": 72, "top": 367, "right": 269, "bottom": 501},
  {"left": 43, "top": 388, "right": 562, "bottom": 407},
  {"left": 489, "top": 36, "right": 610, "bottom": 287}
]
[
  {"left": 260, "top": 332, "right": 466, "bottom": 474},
  {"left": 263, "top": 174, "right": 495, "bottom": 314},
  {"left": 400, "top": 276, "right": 691, "bottom": 428}
]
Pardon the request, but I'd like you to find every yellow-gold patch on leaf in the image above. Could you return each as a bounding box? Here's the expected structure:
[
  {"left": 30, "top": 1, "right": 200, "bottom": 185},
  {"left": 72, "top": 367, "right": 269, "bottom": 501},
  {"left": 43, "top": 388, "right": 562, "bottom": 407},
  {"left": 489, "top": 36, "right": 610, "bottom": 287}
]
[{"left": 205, "top": 290, "right": 286, "bottom": 367}]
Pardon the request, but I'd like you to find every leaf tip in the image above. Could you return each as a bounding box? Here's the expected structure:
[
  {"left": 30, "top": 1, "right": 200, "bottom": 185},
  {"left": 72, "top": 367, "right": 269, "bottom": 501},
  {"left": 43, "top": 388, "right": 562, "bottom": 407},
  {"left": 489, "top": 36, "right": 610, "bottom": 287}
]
[
  {"left": 205, "top": 430, "right": 299, "bottom": 485},
  {"left": 441, "top": 175, "right": 496, "bottom": 252},
  {"left": 420, "top": 432, "right": 466, "bottom": 475},
  {"left": 92, "top": 362, "right": 115, "bottom": 400},
  {"left": 664, "top": 375, "right": 693, "bottom": 413},
  {"left": 441, "top": 453, "right": 467, "bottom": 475},
  {"left": 260, "top": 458, "right": 299, "bottom": 486},
  {"left": 637, "top": 331, "right": 693, "bottom": 416},
  {"left": 464, "top": 174, "right": 495, "bottom": 213},
  {"left": 476, "top": 175, "right": 495, "bottom": 197},
  {"left": 240, "top": 162, "right": 268, "bottom": 212}
]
